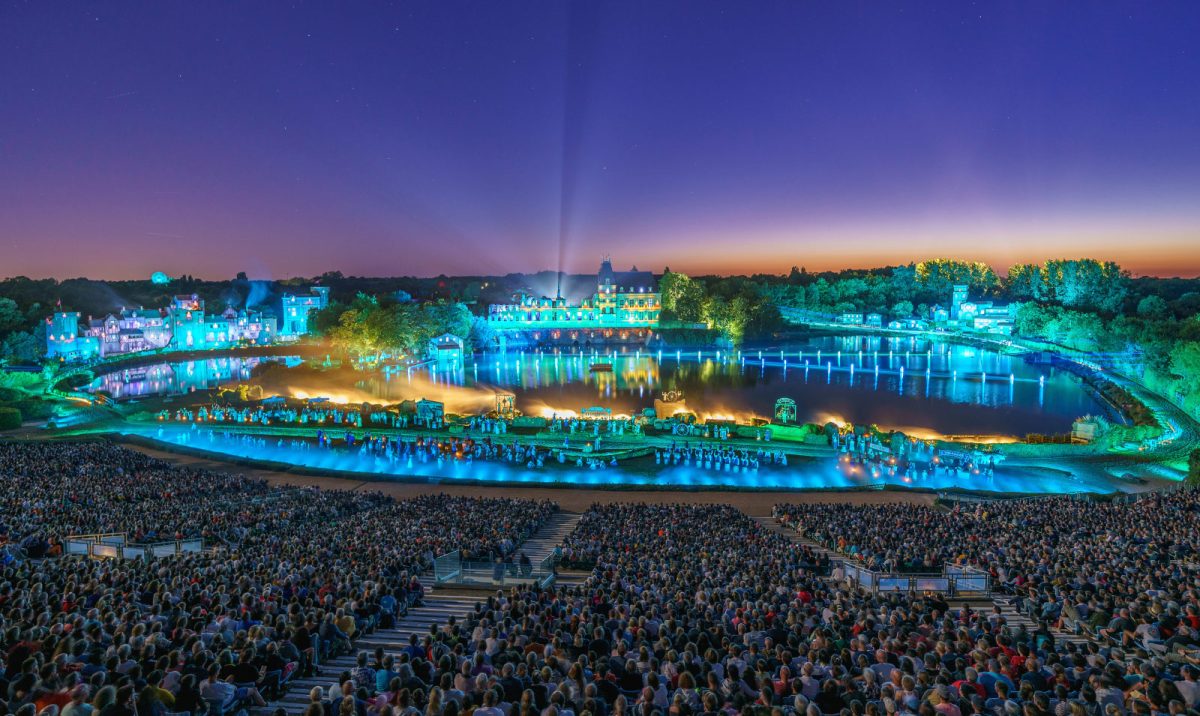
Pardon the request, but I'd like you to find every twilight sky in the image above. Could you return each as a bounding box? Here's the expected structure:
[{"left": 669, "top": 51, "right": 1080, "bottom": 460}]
[{"left": 2, "top": 1, "right": 1199, "bottom": 280}]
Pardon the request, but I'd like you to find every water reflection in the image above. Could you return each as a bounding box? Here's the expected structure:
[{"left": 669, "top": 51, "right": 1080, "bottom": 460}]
[
  {"left": 87, "top": 336, "right": 1106, "bottom": 436},
  {"left": 86, "top": 356, "right": 303, "bottom": 400}
]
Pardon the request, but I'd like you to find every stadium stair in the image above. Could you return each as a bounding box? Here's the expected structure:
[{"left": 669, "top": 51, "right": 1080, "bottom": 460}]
[
  {"left": 521, "top": 511, "right": 589, "bottom": 587},
  {"left": 271, "top": 593, "right": 480, "bottom": 715},
  {"left": 270, "top": 512, "right": 586, "bottom": 713},
  {"left": 991, "top": 595, "right": 1089, "bottom": 647},
  {"left": 750, "top": 515, "right": 846, "bottom": 568}
]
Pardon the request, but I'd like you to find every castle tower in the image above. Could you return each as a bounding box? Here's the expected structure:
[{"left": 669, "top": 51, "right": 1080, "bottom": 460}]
[
  {"left": 312, "top": 286, "right": 330, "bottom": 308},
  {"left": 45, "top": 312, "right": 81, "bottom": 358},
  {"left": 951, "top": 284, "right": 969, "bottom": 320},
  {"left": 169, "top": 295, "right": 207, "bottom": 350},
  {"left": 596, "top": 256, "right": 616, "bottom": 319}
]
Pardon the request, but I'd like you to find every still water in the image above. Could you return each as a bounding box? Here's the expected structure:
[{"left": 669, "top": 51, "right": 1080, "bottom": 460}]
[
  {"left": 88, "top": 335, "right": 1108, "bottom": 437},
  {"left": 85, "top": 356, "right": 303, "bottom": 400}
]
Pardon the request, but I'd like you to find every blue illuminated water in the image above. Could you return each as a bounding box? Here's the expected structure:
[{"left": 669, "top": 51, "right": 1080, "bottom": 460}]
[
  {"left": 381, "top": 335, "right": 1106, "bottom": 436},
  {"left": 87, "top": 335, "right": 1108, "bottom": 437},
  {"left": 85, "top": 355, "right": 303, "bottom": 400},
  {"left": 126, "top": 423, "right": 1117, "bottom": 495}
]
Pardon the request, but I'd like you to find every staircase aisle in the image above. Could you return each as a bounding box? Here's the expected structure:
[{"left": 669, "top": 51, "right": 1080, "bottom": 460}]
[
  {"left": 518, "top": 511, "right": 580, "bottom": 563},
  {"left": 272, "top": 511, "right": 589, "bottom": 713},
  {"left": 274, "top": 593, "right": 480, "bottom": 714},
  {"left": 750, "top": 515, "right": 845, "bottom": 565},
  {"left": 990, "top": 595, "right": 1090, "bottom": 646},
  {"left": 523, "top": 511, "right": 589, "bottom": 587}
]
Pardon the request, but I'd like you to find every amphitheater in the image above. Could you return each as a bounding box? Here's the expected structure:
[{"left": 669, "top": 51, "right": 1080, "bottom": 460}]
[{"left": 1, "top": 438, "right": 1197, "bottom": 716}]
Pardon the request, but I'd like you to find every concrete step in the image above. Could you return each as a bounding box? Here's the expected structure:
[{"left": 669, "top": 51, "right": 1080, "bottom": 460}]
[
  {"left": 992, "top": 596, "right": 1090, "bottom": 646},
  {"left": 525, "top": 513, "right": 585, "bottom": 588},
  {"left": 270, "top": 594, "right": 480, "bottom": 714},
  {"left": 750, "top": 515, "right": 844, "bottom": 566},
  {"left": 518, "top": 512, "right": 581, "bottom": 563}
]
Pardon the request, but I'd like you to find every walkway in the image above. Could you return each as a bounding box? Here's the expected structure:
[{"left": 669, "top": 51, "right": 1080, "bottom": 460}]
[
  {"left": 517, "top": 511, "right": 579, "bottom": 563},
  {"left": 751, "top": 515, "right": 845, "bottom": 566},
  {"left": 519, "top": 511, "right": 589, "bottom": 587},
  {"left": 271, "top": 511, "right": 588, "bottom": 712},
  {"left": 273, "top": 593, "right": 480, "bottom": 714}
]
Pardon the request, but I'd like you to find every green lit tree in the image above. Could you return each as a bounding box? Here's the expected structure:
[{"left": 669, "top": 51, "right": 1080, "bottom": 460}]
[
  {"left": 1136, "top": 295, "right": 1169, "bottom": 320},
  {"left": 0, "top": 298, "right": 22, "bottom": 334},
  {"left": 659, "top": 270, "right": 705, "bottom": 323},
  {"left": 1041, "top": 259, "right": 1128, "bottom": 312},
  {"left": 1005, "top": 263, "right": 1046, "bottom": 301},
  {"left": 914, "top": 259, "right": 1000, "bottom": 298},
  {"left": 1, "top": 329, "right": 42, "bottom": 364},
  {"left": 1014, "top": 303, "right": 1055, "bottom": 338},
  {"left": 1170, "top": 342, "right": 1200, "bottom": 402}
]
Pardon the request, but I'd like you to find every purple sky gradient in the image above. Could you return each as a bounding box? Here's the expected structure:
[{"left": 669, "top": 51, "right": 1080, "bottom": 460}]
[{"left": 2, "top": 2, "right": 1198, "bottom": 280}]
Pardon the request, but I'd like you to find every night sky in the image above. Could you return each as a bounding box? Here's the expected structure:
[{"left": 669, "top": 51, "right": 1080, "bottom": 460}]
[{"left": 2, "top": 2, "right": 1199, "bottom": 280}]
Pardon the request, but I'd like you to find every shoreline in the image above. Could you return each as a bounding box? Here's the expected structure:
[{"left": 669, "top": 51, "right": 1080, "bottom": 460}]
[
  {"left": 70, "top": 429, "right": 1130, "bottom": 500},
  {"left": 120, "top": 440, "right": 938, "bottom": 515},
  {"left": 31, "top": 330, "right": 1193, "bottom": 493}
]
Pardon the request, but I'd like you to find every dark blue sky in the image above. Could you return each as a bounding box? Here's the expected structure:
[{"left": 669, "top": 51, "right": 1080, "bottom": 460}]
[{"left": 2, "top": 1, "right": 1198, "bottom": 279}]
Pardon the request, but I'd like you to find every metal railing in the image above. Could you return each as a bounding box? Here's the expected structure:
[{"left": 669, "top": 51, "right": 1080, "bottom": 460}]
[
  {"left": 434, "top": 550, "right": 558, "bottom": 589},
  {"left": 434, "top": 550, "right": 463, "bottom": 584},
  {"left": 64, "top": 533, "right": 205, "bottom": 560},
  {"left": 840, "top": 561, "right": 991, "bottom": 597}
]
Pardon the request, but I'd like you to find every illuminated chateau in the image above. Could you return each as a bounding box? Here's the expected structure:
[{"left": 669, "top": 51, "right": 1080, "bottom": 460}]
[
  {"left": 45, "top": 285, "right": 328, "bottom": 362},
  {"left": 487, "top": 259, "right": 660, "bottom": 331},
  {"left": 836, "top": 284, "right": 1017, "bottom": 336},
  {"left": 950, "top": 284, "right": 1017, "bottom": 335},
  {"left": 281, "top": 286, "right": 331, "bottom": 337},
  {"left": 163, "top": 294, "right": 276, "bottom": 351}
]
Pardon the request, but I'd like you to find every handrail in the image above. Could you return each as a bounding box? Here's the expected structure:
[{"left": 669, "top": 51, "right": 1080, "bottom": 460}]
[
  {"left": 839, "top": 560, "right": 991, "bottom": 597},
  {"left": 433, "top": 550, "right": 463, "bottom": 585},
  {"left": 537, "top": 550, "right": 560, "bottom": 589},
  {"left": 433, "top": 549, "right": 557, "bottom": 588},
  {"left": 64, "top": 533, "right": 205, "bottom": 560},
  {"left": 64, "top": 531, "right": 127, "bottom": 542}
]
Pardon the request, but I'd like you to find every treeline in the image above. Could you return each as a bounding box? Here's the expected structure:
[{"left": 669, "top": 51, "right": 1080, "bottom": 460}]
[
  {"left": 0, "top": 271, "right": 489, "bottom": 365},
  {"left": 756, "top": 258, "right": 1130, "bottom": 317},
  {"left": 656, "top": 258, "right": 1141, "bottom": 342},
  {"left": 1014, "top": 301, "right": 1200, "bottom": 418},
  {"left": 310, "top": 293, "right": 474, "bottom": 362},
  {"left": 658, "top": 271, "right": 782, "bottom": 343}
]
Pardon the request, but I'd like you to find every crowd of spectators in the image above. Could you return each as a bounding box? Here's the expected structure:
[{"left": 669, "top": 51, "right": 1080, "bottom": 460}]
[
  {"left": 0, "top": 441, "right": 276, "bottom": 552},
  {"left": 0, "top": 441, "right": 556, "bottom": 716},
  {"left": 6, "top": 437, "right": 1200, "bottom": 716},
  {"left": 772, "top": 494, "right": 1200, "bottom": 632},
  {"left": 310, "top": 497, "right": 1200, "bottom": 716},
  {"left": 774, "top": 494, "right": 1200, "bottom": 707}
]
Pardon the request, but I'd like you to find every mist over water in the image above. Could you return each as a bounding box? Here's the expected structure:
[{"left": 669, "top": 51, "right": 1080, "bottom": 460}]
[{"left": 87, "top": 336, "right": 1106, "bottom": 437}]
